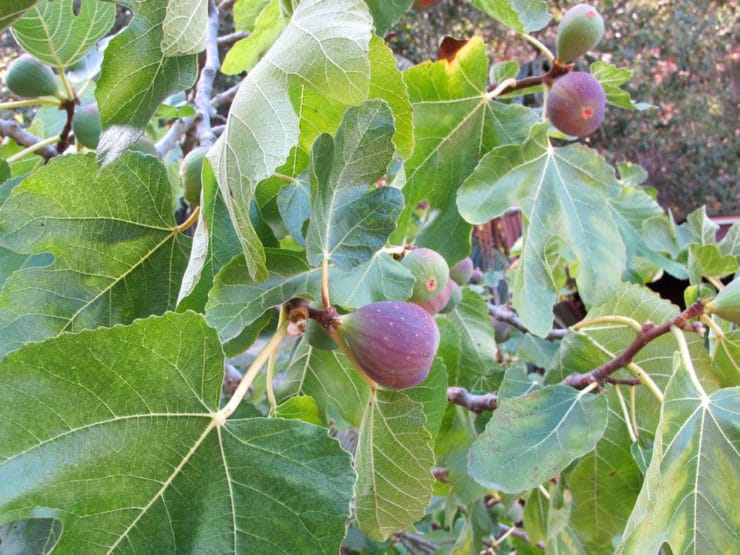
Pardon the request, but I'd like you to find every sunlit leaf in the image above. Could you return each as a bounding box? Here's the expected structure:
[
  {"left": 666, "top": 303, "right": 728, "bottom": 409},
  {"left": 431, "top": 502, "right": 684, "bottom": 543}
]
[
  {"left": 616, "top": 355, "right": 739, "bottom": 554},
  {"left": 221, "top": 0, "right": 283, "bottom": 74},
  {"left": 0, "top": 153, "right": 190, "bottom": 360},
  {"left": 161, "top": 0, "right": 207, "bottom": 56},
  {"left": 0, "top": 312, "right": 354, "bottom": 553},
  {"left": 364, "top": 0, "right": 414, "bottom": 36},
  {"left": 458, "top": 122, "right": 625, "bottom": 337},
  {"left": 470, "top": 0, "right": 551, "bottom": 33}
]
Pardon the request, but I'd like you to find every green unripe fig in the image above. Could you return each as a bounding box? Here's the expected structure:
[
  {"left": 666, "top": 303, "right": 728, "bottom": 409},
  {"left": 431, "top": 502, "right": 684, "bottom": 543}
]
[
  {"left": 556, "top": 4, "right": 604, "bottom": 62},
  {"left": 130, "top": 137, "right": 158, "bottom": 156},
  {"left": 440, "top": 280, "right": 462, "bottom": 313},
  {"left": 180, "top": 147, "right": 208, "bottom": 205},
  {"left": 339, "top": 301, "right": 440, "bottom": 389},
  {"left": 547, "top": 72, "right": 606, "bottom": 137},
  {"left": 5, "top": 54, "right": 60, "bottom": 98},
  {"left": 72, "top": 105, "right": 102, "bottom": 149},
  {"left": 402, "top": 247, "right": 450, "bottom": 303},
  {"left": 450, "top": 257, "right": 474, "bottom": 285},
  {"left": 705, "top": 277, "right": 740, "bottom": 324}
]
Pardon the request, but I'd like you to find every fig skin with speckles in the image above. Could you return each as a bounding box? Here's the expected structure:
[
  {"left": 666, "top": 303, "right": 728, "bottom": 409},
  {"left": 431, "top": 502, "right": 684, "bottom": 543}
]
[
  {"left": 547, "top": 72, "right": 606, "bottom": 137},
  {"left": 402, "top": 247, "right": 449, "bottom": 303},
  {"left": 339, "top": 301, "right": 440, "bottom": 389}
]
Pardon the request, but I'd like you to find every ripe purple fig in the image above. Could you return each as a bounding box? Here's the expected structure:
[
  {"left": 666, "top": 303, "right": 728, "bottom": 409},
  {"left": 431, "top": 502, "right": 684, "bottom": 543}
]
[
  {"left": 450, "top": 257, "right": 474, "bottom": 285},
  {"left": 440, "top": 280, "right": 462, "bottom": 313},
  {"left": 547, "top": 72, "right": 606, "bottom": 137},
  {"left": 339, "top": 301, "right": 440, "bottom": 389},
  {"left": 557, "top": 4, "right": 605, "bottom": 62},
  {"left": 402, "top": 247, "right": 450, "bottom": 303}
]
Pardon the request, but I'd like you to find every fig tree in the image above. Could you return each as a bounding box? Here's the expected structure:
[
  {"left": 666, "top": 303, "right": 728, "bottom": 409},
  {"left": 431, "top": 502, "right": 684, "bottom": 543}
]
[
  {"left": 402, "top": 247, "right": 450, "bottom": 303},
  {"left": 5, "top": 54, "right": 60, "bottom": 98},
  {"left": 180, "top": 147, "right": 208, "bottom": 205},
  {"left": 556, "top": 4, "right": 604, "bottom": 62},
  {"left": 547, "top": 72, "right": 606, "bottom": 137},
  {"left": 450, "top": 257, "right": 474, "bottom": 285},
  {"left": 339, "top": 301, "right": 440, "bottom": 389},
  {"left": 72, "top": 104, "right": 102, "bottom": 149}
]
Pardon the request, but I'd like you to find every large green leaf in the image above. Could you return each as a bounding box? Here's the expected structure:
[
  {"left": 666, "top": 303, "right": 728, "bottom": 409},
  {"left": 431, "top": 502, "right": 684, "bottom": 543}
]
[
  {"left": 568, "top": 389, "right": 643, "bottom": 552},
  {"left": 330, "top": 251, "right": 415, "bottom": 309},
  {"left": 208, "top": 0, "right": 373, "bottom": 281},
  {"left": 394, "top": 37, "right": 538, "bottom": 264},
  {"left": 0, "top": 0, "right": 38, "bottom": 33},
  {"left": 616, "top": 356, "right": 739, "bottom": 554},
  {"left": 0, "top": 153, "right": 190, "bottom": 360},
  {"left": 468, "top": 385, "right": 609, "bottom": 493},
  {"left": 0, "top": 312, "right": 355, "bottom": 553},
  {"left": 11, "top": 0, "right": 115, "bottom": 67},
  {"left": 283, "top": 339, "right": 371, "bottom": 427},
  {"left": 96, "top": 1, "right": 197, "bottom": 162},
  {"left": 712, "top": 328, "right": 740, "bottom": 388},
  {"left": 161, "top": 0, "right": 207, "bottom": 55},
  {"left": 470, "top": 0, "right": 551, "bottom": 33},
  {"left": 305, "top": 100, "right": 401, "bottom": 270},
  {"left": 354, "top": 390, "right": 435, "bottom": 541},
  {"left": 458, "top": 122, "right": 625, "bottom": 337},
  {"left": 205, "top": 249, "right": 322, "bottom": 343},
  {"left": 549, "top": 283, "right": 721, "bottom": 433}
]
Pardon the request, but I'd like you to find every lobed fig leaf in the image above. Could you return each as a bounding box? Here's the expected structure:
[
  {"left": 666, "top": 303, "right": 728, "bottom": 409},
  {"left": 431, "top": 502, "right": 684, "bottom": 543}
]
[
  {"left": 339, "top": 300, "right": 440, "bottom": 389},
  {"left": 72, "top": 104, "right": 102, "bottom": 149},
  {"left": 401, "top": 247, "right": 450, "bottom": 303},
  {"left": 5, "top": 54, "right": 60, "bottom": 98},
  {"left": 180, "top": 147, "right": 208, "bottom": 205},
  {"left": 556, "top": 3, "right": 604, "bottom": 62},
  {"left": 547, "top": 72, "right": 606, "bottom": 137}
]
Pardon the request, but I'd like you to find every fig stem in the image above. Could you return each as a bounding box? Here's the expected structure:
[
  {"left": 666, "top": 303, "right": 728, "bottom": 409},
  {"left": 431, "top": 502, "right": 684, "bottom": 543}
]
[
  {"left": 265, "top": 307, "right": 286, "bottom": 416},
  {"left": 518, "top": 31, "right": 555, "bottom": 64},
  {"left": 572, "top": 315, "right": 643, "bottom": 333},
  {"left": 329, "top": 328, "right": 378, "bottom": 392},
  {"left": 613, "top": 385, "right": 638, "bottom": 443},
  {"left": 321, "top": 255, "right": 331, "bottom": 311},
  {"left": 175, "top": 205, "right": 201, "bottom": 233},
  {"left": 220, "top": 322, "right": 288, "bottom": 419},
  {"left": 6, "top": 135, "right": 60, "bottom": 163},
  {"left": 706, "top": 275, "right": 724, "bottom": 291},
  {"left": 0, "top": 98, "right": 60, "bottom": 109},
  {"left": 56, "top": 66, "right": 75, "bottom": 101},
  {"left": 670, "top": 325, "right": 708, "bottom": 398}
]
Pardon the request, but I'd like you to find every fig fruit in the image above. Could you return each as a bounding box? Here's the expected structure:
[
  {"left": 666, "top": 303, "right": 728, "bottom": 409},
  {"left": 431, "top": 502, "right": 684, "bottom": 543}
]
[
  {"left": 72, "top": 104, "right": 102, "bottom": 149},
  {"left": 402, "top": 247, "right": 450, "bottom": 303},
  {"left": 450, "top": 257, "right": 474, "bottom": 285},
  {"left": 417, "top": 278, "right": 452, "bottom": 315},
  {"left": 130, "top": 137, "right": 158, "bottom": 156},
  {"left": 556, "top": 4, "right": 604, "bottom": 62},
  {"left": 705, "top": 277, "right": 740, "bottom": 324},
  {"left": 440, "top": 280, "right": 462, "bottom": 313},
  {"left": 180, "top": 147, "right": 208, "bottom": 205},
  {"left": 339, "top": 301, "right": 440, "bottom": 389},
  {"left": 547, "top": 72, "right": 606, "bottom": 137},
  {"left": 5, "top": 54, "right": 60, "bottom": 98}
]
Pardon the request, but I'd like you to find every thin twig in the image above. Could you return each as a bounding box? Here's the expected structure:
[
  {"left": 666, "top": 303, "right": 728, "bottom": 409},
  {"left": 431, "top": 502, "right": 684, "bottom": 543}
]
[
  {"left": 218, "top": 30, "right": 248, "bottom": 45},
  {"left": 0, "top": 120, "right": 58, "bottom": 159},
  {"left": 488, "top": 303, "right": 567, "bottom": 340},
  {"left": 489, "top": 524, "right": 545, "bottom": 550},
  {"left": 447, "top": 387, "right": 497, "bottom": 413},
  {"left": 562, "top": 300, "right": 705, "bottom": 390}
]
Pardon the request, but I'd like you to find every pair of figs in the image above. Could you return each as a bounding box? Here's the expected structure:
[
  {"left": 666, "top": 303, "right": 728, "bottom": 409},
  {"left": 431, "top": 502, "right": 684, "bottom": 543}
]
[
  {"left": 547, "top": 4, "right": 607, "bottom": 138},
  {"left": 334, "top": 249, "right": 476, "bottom": 389}
]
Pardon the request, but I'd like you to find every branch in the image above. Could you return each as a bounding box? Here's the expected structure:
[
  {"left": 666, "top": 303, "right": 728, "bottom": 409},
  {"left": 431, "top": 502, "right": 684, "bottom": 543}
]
[
  {"left": 218, "top": 30, "right": 248, "bottom": 45},
  {"left": 447, "top": 387, "right": 497, "bottom": 413},
  {"left": 487, "top": 524, "right": 545, "bottom": 550},
  {"left": 194, "top": 0, "right": 222, "bottom": 148},
  {"left": 56, "top": 99, "right": 77, "bottom": 153},
  {"left": 487, "top": 61, "right": 571, "bottom": 95},
  {"left": 488, "top": 303, "right": 568, "bottom": 340},
  {"left": 0, "top": 120, "right": 58, "bottom": 159},
  {"left": 562, "top": 300, "right": 705, "bottom": 390}
]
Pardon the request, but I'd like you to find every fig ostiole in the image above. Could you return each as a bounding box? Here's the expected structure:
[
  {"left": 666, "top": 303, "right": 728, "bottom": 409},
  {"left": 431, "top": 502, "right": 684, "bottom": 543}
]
[
  {"left": 556, "top": 4, "right": 605, "bottom": 63},
  {"left": 5, "top": 54, "right": 61, "bottom": 99},
  {"left": 402, "top": 247, "right": 450, "bottom": 303},
  {"left": 416, "top": 278, "right": 453, "bottom": 315},
  {"left": 546, "top": 72, "right": 606, "bottom": 137},
  {"left": 337, "top": 301, "right": 440, "bottom": 389}
]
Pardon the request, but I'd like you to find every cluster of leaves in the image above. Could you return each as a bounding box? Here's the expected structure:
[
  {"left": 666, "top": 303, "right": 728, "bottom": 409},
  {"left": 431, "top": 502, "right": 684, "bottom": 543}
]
[{"left": 0, "top": 1, "right": 737, "bottom": 554}]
